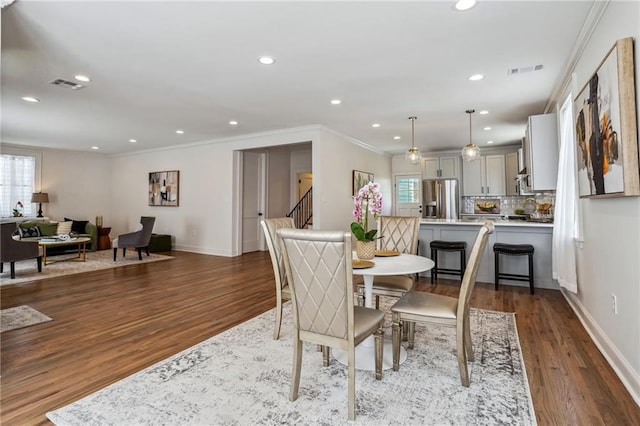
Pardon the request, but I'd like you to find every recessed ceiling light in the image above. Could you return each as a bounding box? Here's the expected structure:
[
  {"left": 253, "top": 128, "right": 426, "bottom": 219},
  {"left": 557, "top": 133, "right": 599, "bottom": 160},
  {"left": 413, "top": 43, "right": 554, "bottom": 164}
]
[
  {"left": 468, "top": 74, "right": 484, "bottom": 81},
  {"left": 479, "top": 110, "right": 489, "bottom": 115},
  {"left": 229, "top": 120, "right": 238, "bottom": 126},
  {"left": 21, "top": 96, "right": 40, "bottom": 103},
  {"left": 455, "top": 0, "right": 477, "bottom": 11},
  {"left": 372, "top": 123, "right": 380, "bottom": 128},
  {"left": 74, "top": 74, "right": 91, "bottom": 82},
  {"left": 393, "top": 136, "right": 401, "bottom": 140},
  {"left": 91, "top": 146, "right": 99, "bottom": 150},
  {"left": 258, "top": 56, "right": 275, "bottom": 65},
  {"left": 176, "top": 130, "right": 184, "bottom": 134},
  {"left": 129, "top": 139, "right": 137, "bottom": 143},
  {"left": 483, "top": 126, "right": 492, "bottom": 130},
  {"left": 330, "top": 99, "right": 341, "bottom": 105},
  {"left": 487, "top": 141, "right": 494, "bottom": 144}
]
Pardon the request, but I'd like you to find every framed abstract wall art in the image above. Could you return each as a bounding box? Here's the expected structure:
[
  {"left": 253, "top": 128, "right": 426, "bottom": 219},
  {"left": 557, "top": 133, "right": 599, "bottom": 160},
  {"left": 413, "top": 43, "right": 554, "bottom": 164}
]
[
  {"left": 352, "top": 170, "right": 374, "bottom": 196},
  {"left": 149, "top": 170, "right": 180, "bottom": 206},
  {"left": 574, "top": 37, "right": 639, "bottom": 198}
]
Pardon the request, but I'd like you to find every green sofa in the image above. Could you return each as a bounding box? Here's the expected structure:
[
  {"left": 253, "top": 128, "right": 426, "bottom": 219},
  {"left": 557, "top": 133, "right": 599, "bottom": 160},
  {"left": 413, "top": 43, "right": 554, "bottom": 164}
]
[{"left": 15, "top": 220, "right": 98, "bottom": 252}]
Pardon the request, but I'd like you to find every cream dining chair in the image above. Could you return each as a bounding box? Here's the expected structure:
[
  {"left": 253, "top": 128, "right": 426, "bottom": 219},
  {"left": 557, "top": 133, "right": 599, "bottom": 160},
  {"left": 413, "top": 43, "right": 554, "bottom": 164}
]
[
  {"left": 390, "top": 221, "right": 494, "bottom": 387},
  {"left": 260, "top": 217, "right": 295, "bottom": 340},
  {"left": 277, "top": 228, "right": 384, "bottom": 421},
  {"left": 357, "top": 216, "right": 421, "bottom": 309}
]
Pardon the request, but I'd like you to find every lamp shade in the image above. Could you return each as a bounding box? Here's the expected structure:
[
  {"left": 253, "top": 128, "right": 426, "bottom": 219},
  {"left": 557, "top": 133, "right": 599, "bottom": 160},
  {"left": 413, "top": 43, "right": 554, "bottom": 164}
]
[{"left": 31, "top": 192, "right": 49, "bottom": 203}]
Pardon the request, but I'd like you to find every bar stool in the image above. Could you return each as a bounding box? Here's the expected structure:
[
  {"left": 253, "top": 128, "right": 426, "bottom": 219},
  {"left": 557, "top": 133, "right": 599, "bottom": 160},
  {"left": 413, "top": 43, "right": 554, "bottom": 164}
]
[
  {"left": 430, "top": 240, "right": 466, "bottom": 283},
  {"left": 493, "top": 243, "right": 535, "bottom": 294}
]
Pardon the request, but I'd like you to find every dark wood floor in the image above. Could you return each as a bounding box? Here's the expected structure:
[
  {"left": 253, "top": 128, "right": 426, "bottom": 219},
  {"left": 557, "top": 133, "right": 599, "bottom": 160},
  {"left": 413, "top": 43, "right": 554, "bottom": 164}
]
[{"left": 1, "top": 251, "right": 639, "bottom": 425}]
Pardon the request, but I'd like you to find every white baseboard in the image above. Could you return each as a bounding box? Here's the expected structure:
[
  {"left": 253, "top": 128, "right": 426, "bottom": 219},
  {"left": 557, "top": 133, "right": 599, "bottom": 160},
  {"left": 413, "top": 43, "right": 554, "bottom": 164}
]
[
  {"left": 561, "top": 289, "right": 640, "bottom": 406},
  {"left": 172, "top": 244, "right": 234, "bottom": 257}
]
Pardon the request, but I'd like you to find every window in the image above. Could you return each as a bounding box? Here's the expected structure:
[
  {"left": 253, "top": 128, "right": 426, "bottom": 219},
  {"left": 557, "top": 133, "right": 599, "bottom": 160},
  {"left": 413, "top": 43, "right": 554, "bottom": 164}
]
[
  {"left": 0, "top": 154, "right": 36, "bottom": 217},
  {"left": 396, "top": 177, "right": 421, "bottom": 203}
]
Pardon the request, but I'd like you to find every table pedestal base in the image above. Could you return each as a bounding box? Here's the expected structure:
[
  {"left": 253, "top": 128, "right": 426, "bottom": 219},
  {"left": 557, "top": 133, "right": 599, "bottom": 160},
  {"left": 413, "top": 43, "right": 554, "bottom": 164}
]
[{"left": 333, "top": 338, "right": 407, "bottom": 371}]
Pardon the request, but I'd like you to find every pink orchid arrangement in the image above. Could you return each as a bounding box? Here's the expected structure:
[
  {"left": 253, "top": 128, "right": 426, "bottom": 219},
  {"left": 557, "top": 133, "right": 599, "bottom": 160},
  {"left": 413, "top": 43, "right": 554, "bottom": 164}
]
[{"left": 351, "top": 182, "right": 383, "bottom": 241}]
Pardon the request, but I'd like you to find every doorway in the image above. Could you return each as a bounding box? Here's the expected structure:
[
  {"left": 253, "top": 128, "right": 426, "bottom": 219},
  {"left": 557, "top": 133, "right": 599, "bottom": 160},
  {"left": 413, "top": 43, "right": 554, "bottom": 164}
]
[{"left": 242, "top": 152, "right": 266, "bottom": 253}]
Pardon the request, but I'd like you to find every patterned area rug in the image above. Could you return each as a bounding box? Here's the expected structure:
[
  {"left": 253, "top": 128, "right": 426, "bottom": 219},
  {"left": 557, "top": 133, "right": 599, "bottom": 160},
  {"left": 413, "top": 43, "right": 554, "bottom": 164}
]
[
  {"left": 0, "top": 250, "right": 173, "bottom": 286},
  {"left": 1, "top": 305, "right": 52, "bottom": 332},
  {"left": 47, "top": 302, "right": 536, "bottom": 425}
]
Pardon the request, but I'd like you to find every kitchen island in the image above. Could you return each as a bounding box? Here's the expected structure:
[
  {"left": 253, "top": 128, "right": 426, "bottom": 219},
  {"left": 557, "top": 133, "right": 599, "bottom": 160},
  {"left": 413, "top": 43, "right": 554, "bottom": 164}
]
[{"left": 418, "top": 219, "right": 557, "bottom": 290}]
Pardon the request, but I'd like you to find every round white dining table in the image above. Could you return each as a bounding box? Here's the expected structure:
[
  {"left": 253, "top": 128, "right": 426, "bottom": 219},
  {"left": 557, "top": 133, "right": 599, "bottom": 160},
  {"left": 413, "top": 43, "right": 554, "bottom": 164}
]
[{"left": 334, "top": 253, "right": 435, "bottom": 371}]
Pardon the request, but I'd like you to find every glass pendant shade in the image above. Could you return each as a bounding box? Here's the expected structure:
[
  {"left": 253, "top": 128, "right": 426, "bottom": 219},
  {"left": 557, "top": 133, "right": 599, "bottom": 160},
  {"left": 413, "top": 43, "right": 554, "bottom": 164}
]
[
  {"left": 461, "top": 143, "right": 481, "bottom": 161},
  {"left": 461, "top": 109, "right": 480, "bottom": 161},
  {"left": 406, "top": 116, "right": 422, "bottom": 164}
]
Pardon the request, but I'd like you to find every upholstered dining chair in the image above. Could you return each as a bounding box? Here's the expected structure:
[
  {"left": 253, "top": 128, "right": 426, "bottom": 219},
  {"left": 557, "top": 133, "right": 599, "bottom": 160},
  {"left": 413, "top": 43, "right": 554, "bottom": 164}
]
[
  {"left": 357, "top": 216, "right": 421, "bottom": 309},
  {"left": 390, "top": 221, "right": 494, "bottom": 387},
  {"left": 1, "top": 223, "right": 42, "bottom": 279},
  {"left": 277, "top": 228, "right": 384, "bottom": 421},
  {"left": 112, "top": 216, "right": 155, "bottom": 261},
  {"left": 260, "top": 217, "right": 295, "bottom": 340}
]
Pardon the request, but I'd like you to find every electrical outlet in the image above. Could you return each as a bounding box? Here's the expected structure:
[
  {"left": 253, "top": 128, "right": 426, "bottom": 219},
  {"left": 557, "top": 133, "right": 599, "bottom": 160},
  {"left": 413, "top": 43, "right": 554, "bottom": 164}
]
[{"left": 611, "top": 293, "right": 618, "bottom": 315}]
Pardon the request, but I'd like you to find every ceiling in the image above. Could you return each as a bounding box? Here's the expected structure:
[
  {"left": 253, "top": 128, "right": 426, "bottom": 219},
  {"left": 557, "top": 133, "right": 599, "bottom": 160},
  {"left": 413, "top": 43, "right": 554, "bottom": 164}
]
[{"left": 1, "top": 1, "right": 594, "bottom": 156}]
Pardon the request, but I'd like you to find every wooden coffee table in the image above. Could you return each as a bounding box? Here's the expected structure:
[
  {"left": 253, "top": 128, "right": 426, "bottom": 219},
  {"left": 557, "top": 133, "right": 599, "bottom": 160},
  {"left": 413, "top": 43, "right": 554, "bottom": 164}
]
[{"left": 38, "top": 237, "right": 91, "bottom": 265}]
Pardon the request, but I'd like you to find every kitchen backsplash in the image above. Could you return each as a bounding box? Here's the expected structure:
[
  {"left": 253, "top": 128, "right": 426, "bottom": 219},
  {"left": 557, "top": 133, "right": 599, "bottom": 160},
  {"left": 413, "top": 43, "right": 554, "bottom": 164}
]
[{"left": 462, "top": 193, "right": 556, "bottom": 216}]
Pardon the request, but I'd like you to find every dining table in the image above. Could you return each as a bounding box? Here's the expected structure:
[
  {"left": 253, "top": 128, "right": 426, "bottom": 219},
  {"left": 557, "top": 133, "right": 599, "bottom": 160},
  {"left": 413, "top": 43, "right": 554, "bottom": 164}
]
[{"left": 334, "top": 252, "right": 435, "bottom": 371}]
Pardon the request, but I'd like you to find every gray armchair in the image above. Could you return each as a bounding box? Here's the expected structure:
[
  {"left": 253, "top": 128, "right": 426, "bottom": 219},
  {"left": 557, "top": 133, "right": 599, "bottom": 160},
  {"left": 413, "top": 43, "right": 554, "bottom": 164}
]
[
  {"left": 112, "top": 216, "right": 156, "bottom": 261},
  {"left": 1, "top": 222, "right": 42, "bottom": 279}
]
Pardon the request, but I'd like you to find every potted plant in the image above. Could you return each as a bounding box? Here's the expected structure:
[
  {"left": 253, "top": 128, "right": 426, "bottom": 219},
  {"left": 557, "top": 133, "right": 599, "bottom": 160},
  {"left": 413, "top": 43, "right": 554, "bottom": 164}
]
[{"left": 351, "top": 182, "right": 383, "bottom": 259}]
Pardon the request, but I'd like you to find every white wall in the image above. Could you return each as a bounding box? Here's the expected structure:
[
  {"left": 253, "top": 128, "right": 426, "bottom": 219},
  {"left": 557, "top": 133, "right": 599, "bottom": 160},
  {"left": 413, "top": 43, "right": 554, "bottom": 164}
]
[
  {"left": 555, "top": 1, "right": 640, "bottom": 403},
  {"left": 266, "top": 148, "right": 292, "bottom": 218},
  {"left": 312, "top": 127, "right": 392, "bottom": 232}
]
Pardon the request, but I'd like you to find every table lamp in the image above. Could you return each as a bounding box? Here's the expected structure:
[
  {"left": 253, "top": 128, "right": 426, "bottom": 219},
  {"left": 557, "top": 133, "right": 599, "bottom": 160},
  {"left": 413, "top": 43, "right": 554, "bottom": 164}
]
[{"left": 31, "top": 192, "right": 49, "bottom": 217}]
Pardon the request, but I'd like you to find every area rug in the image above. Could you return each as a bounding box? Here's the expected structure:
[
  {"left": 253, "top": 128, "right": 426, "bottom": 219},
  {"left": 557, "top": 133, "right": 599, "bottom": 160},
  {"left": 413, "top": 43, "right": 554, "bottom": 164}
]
[
  {"left": 0, "top": 250, "right": 173, "bottom": 286},
  {"left": 47, "top": 303, "right": 536, "bottom": 425},
  {"left": 1, "top": 305, "right": 52, "bottom": 333}
]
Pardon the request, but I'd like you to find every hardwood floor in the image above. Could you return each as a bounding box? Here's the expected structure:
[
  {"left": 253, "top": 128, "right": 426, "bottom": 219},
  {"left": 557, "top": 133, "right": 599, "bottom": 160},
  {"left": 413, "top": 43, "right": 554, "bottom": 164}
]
[{"left": 1, "top": 251, "right": 639, "bottom": 425}]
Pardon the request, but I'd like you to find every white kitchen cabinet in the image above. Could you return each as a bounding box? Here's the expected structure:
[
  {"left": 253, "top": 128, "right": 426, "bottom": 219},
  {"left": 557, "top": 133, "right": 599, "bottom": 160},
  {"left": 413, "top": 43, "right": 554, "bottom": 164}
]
[
  {"left": 422, "top": 155, "right": 460, "bottom": 179},
  {"left": 524, "top": 113, "right": 559, "bottom": 191},
  {"left": 505, "top": 151, "right": 519, "bottom": 195},
  {"left": 462, "top": 154, "right": 506, "bottom": 196}
]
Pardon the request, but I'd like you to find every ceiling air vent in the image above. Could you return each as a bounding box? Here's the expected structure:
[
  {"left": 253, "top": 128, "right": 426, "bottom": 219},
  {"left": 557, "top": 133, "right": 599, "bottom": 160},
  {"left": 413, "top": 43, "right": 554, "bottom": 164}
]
[
  {"left": 507, "top": 64, "right": 543, "bottom": 75},
  {"left": 50, "top": 78, "right": 85, "bottom": 90}
]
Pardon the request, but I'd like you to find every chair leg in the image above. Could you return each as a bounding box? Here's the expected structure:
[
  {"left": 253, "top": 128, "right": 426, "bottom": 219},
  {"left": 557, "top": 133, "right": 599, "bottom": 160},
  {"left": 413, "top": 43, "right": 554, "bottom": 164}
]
[
  {"left": 392, "top": 314, "right": 401, "bottom": 371},
  {"left": 431, "top": 248, "right": 437, "bottom": 283},
  {"left": 113, "top": 248, "right": 117, "bottom": 261},
  {"left": 273, "top": 298, "right": 283, "bottom": 340},
  {"left": 464, "top": 315, "right": 474, "bottom": 362},
  {"left": 374, "top": 326, "right": 383, "bottom": 380},
  {"left": 529, "top": 253, "right": 534, "bottom": 294},
  {"left": 347, "top": 346, "right": 356, "bottom": 421},
  {"left": 1, "top": 262, "right": 3, "bottom": 273},
  {"left": 375, "top": 295, "right": 380, "bottom": 310},
  {"left": 37, "top": 256, "right": 42, "bottom": 273},
  {"left": 145, "top": 246, "right": 150, "bottom": 256},
  {"left": 402, "top": 321, "right": 409, "bottom": 342},
  {"left": 122, "top": 248, "right": 126, "bottom": 257},
  {"left": 10, "top": 261, "right": 16, "bottom": 279},
  {"left": 460, "top": 249, "right": 466, "bottom": 282},
  {"left": 289, "top": 336, "right": 303, "bottom": 402},
  {"left": 494, "top": 252, "right": 500, "bottom": 291},
  {"left": 456, "top": 322, "right": 470, "bottom": 387},
  {"left": 322, "top": 345, "right": 330, "bottom": 367},
  {"left": 137, "top": 248, "right": 142, "bottom": 260}
]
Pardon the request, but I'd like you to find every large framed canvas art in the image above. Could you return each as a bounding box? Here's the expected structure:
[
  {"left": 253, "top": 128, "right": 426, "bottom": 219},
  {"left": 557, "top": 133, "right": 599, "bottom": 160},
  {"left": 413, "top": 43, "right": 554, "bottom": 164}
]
[
  {"left": 352, "top": 170, "right": 374, "bottom": 196},
  {"left": 574, "top": 37, "right": 639, "bottom": 198},
  {"left": 149, "top": 170, "right": 180, "bottom": 206}
]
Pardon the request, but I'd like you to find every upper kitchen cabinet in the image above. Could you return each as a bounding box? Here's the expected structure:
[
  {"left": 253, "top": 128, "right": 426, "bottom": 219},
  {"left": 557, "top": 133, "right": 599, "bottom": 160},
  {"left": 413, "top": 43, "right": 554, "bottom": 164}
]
[
  {"left": 422, "top": 155, "right": 460, "bottom": 179},
  {"left": 524, "top": 113, "right": 559, "bottom": 191},
  {"left": 505, "top": 151, "right": 519, "bottom": 195},
  {"left": 462, "top": 154, "right": 506, "bottom": 196}
]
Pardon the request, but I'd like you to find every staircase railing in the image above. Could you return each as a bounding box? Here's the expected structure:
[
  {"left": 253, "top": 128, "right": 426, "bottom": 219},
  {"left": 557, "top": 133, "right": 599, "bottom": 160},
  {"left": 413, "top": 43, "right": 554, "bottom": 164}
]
[{"left": 287, "top": 187, "right": 313, "bottom": 228}]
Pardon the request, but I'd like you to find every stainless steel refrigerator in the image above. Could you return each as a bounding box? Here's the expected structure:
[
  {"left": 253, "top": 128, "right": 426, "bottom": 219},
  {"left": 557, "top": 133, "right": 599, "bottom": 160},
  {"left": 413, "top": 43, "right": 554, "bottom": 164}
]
[{"left": 422, "top": 179, "right": 460, "bottom": 219}]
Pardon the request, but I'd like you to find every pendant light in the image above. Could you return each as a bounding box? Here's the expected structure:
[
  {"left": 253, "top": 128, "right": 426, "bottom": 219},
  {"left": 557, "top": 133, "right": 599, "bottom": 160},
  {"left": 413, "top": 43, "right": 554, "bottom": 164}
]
[
  {"left": 406, "top": 116, "right": 422, "bottom": 165},
  {"left": 461, "top": 109, "right": 481, "bottom": 161}
]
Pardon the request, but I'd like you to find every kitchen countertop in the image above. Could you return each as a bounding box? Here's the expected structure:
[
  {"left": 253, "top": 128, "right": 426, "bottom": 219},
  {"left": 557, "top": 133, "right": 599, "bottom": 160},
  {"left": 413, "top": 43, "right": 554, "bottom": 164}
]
[{"left": 420, "top": 218, "right": 553, "bottom": 228}]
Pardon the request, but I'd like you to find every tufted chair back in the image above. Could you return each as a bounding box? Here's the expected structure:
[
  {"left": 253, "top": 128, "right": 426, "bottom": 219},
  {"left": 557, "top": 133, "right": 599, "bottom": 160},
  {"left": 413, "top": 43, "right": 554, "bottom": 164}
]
[
  {"left": 376, "top": 216, "right": 420, "bottom": 254},
  {"left": 278, "top": 228, "right": 353, "bottom": 341}
]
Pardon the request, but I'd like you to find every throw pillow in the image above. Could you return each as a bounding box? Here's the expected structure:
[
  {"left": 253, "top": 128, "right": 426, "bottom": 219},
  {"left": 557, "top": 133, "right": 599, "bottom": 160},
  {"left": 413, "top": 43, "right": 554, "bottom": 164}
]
[
  {"left": 18, "top": 226, "right": 41, "bottom": 238},
  {"left": 64, "top": 217, "right": 89, "bottom": 233},
  {"left": 56, "top": 221, "right": 73, "bottom": 235},
  {"left": 38, "top": 222, "right": 59, "bottom": 236}
]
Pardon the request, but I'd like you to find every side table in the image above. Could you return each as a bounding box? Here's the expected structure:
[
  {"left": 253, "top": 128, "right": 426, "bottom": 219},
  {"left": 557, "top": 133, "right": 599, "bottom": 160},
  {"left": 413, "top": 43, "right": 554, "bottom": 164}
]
[{"left": 97, "top": 226, "right": 112, "bottom": 250}]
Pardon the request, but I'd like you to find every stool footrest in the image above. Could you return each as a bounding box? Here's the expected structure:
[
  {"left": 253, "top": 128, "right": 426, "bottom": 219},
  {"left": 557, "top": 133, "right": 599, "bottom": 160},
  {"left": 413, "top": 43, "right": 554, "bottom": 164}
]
[{"left": 497, "top": 273, "right": 531, "bottom": 282}]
